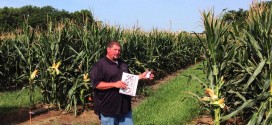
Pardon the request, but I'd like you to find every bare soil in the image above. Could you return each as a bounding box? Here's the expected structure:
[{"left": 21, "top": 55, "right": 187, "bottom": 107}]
[
  {"left": 0, "top": 104, "right": 100, "bottom": 125},
  {"left": 0, "top": 65, "right": 214, "bottom": 125}
]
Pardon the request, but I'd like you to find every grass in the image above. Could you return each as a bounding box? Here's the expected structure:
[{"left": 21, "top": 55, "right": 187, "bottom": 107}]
[
  {"left": 0, "top": 87, "right": 42, "bottom": 114},
  {"left": 133, "top": 62, "right": 206, "bottom": 125}
]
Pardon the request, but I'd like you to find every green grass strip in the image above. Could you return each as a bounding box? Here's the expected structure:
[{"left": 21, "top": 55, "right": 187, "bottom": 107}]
[
  {"left": 133, "top": 62, "right": 205, "bottom": 125},
  {"left": 0, "top": 88, "right": 42, "bottom": 114}
]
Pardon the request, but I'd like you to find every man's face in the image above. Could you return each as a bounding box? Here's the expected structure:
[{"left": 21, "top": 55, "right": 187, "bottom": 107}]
[{"left": 107, "top": 44, "right": 121, "bottom": 61}]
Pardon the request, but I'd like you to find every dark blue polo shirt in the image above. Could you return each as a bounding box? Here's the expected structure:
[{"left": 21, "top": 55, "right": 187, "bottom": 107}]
[{"left": 90, "top": 56, "right": 131, "bottom": 116}]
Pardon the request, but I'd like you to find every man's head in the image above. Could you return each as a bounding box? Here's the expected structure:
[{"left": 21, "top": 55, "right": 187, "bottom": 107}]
[{"left": 106, "top": 41, "right": 121, "bottom": 61}]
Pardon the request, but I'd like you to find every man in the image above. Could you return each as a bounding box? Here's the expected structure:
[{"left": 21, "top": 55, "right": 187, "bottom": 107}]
[{"left": 90, "top": 41, "right": 154, "bottom": 125}]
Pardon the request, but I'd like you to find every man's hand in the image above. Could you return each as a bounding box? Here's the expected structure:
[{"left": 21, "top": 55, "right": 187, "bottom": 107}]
[
  {"left": 139, "top": 70, "right": 154, "bottom": 80},
  {"left": 114, "top": 81, "right": 128, "bottom": 89}
]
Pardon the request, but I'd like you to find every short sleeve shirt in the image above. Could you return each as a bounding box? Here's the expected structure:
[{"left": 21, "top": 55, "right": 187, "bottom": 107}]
[{"left": 90, "top": 57, "right": 131, "bottom": 116}]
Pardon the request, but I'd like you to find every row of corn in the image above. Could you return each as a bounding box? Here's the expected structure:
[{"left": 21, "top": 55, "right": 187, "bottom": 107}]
[
  {"left": 0, "top": 17, "right": 202, "bottom": 115},
  {"left": 191, "top": 1, "right": 272, "bottom": 124}
]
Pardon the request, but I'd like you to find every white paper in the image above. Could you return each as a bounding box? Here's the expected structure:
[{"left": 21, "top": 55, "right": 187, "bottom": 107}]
[{"left": 119, "top": 72, "right": 139, "bottom": 96}]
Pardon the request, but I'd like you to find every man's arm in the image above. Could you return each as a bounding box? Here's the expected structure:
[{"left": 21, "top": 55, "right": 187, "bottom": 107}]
[{"left": 96, "top": 81, "right": 128, "bottom": 90}]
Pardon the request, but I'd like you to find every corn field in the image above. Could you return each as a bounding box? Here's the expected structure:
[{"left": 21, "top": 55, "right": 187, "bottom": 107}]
[
  {"left": 191, "top": 1, "right": 272, "bottom": 124},
  {"left": 0, "top": 16, "right": 202, "bottom": 115}
]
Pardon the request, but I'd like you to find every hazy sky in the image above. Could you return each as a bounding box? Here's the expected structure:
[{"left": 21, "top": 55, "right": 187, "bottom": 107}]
[{"left": 0, "top": 0, "right": 268, "bottom": 33}]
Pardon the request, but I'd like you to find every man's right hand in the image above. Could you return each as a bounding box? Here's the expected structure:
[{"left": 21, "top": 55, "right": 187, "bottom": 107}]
[{"left": 114, "top": 81, "right": 127, "bottom": 89}]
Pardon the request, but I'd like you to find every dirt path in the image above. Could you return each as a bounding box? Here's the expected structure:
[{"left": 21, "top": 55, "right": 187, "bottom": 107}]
[
  {"left": 1, "top": 63, "right": 214, "bottom": 125},
  {"left": 0, "top": 106, "right": 100, "bottom": 125}
]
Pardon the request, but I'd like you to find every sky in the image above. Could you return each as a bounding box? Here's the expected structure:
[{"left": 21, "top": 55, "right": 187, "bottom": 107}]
[{"left": 0, "top": 0, "right": 268, "bottom": 33}]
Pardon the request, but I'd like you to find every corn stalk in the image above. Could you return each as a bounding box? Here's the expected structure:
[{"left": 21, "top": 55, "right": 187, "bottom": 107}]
[{"left": 194, "top": 9, "right": 236, "bottom": 124}]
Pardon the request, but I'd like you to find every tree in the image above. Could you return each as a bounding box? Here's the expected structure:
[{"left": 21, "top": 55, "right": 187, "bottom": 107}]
[
  {"left": 71, "top": 10, "right": 94, "bottom": 25},
  {"left": 0, "top": 5, "right": 95, "bottom": 32},
  {"left": 222, "top": 8, "right": 248, "bottom": 29}
]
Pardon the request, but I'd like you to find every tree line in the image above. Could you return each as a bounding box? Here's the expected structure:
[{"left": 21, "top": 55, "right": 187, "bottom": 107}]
[{"left": 0, "top": 5, "right": 94, "bottom": 32}]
